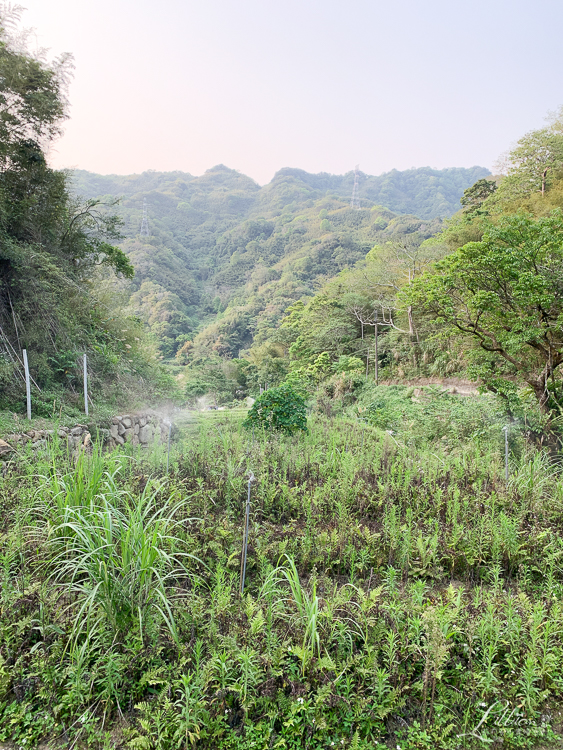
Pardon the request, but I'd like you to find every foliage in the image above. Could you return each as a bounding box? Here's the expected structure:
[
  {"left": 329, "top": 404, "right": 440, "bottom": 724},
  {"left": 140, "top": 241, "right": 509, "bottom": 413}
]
[
  {"left": 460, "top": 178, "right": 498, "bottom": 216},
  {"left": 243, "top": 383, "right": 307, "bottom": 433},
  {"left": 405, "top": 211, "right": 563, "bottom": 416},
  {"left": 0, "top": 7, "right": 163, "bottom": 412},
  {"left": 497, "top": 123, "right": 563, "bottom": 199},
  {"left": 0, "top": 5, "right": 71, "bottom": 162},
  {"left": 357, "top": 384, "right": 508, "bottom": 447},
  {"left": 36, "top": 454, "right": 197, "bottom": 642},
  {"left": 183, "top": 356, "right": 249, "bottom": 405},
  {"left": 70, "top": 163, "right": 486, "bottom": 361},
  {"left": 333, "top": 355, "right": 364, "bottom": 373}
]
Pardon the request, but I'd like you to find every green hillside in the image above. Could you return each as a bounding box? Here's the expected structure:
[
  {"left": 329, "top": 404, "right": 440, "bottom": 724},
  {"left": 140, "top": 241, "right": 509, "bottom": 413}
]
[
  {"left": 70, "top": 164, "right": 488, "bottom": 359},
  {"left": 72, "top": 163, "right": 490, "bottom": 220},
  {"left": 9, "top": 8, "right": 563, "bottom": 750},
  {"left": 0, "top": 18, "right": 173, "bottom": 418}
]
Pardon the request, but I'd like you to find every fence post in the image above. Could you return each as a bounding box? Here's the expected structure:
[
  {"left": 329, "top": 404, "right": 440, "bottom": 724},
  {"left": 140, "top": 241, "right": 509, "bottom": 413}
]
[
  {"left": 375, "top": 321, "right": 379, "bottom": 385},
  {"left": 83, "top": 353, "right": 89, "bottom": 416},
  {"left": 240, "top": 472, "right": 255, "bottom": 595},
  {"left": 503, "top": 426, "right": 509, "bottom": 484},
  {"left": 22, "top": 349, "right": 31, "bottom": 420},
  {"left": 166, "top": 421, "right": 172, "bottom": 474}
]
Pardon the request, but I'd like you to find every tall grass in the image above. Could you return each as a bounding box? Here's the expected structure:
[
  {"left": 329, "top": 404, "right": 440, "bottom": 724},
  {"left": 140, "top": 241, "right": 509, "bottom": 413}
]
[{"left": 32, "top": 452, "right": 200, "bottom": 643}]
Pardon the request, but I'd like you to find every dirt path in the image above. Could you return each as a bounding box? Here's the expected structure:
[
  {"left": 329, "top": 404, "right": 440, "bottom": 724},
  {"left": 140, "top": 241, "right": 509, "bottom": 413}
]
[{"left": 379, "top": 377, "right": 481, "bottom": 396}]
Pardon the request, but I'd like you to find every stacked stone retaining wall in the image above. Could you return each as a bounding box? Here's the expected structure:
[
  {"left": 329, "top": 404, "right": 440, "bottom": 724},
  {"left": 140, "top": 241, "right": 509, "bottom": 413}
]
[
  {"left": 108, "top": 413, "right": 169, "bottom": 449},
  {"left": 0, "top": 412, "right": 169, "bottom": 459}
]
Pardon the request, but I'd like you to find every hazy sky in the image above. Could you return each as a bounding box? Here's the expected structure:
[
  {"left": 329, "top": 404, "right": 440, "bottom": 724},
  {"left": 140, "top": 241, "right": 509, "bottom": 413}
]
[{"left": 16, "top": 0, "right": 563, "bottom": 184}]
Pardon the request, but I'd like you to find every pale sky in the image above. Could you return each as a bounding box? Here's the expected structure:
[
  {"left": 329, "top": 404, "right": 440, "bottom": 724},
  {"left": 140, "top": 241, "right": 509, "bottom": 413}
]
[{"left": 16, "top": 0, "right": 563, "bottom": 184}]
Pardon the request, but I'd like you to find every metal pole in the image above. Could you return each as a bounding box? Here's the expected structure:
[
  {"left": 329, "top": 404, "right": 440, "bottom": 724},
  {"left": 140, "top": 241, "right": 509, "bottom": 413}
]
[
  {"left": 375, "top": 322, "right": 379, "bottom": 386},
  {"left": 22, "top": 348, "right": 31, "bottom": 420},
  {"left": 83, "top": 353, "right": 89, "bottom": 416},
  {"left": 166, "top": 422, "right": 172, "bottom": 474},
  {"left": 240, "top": 472, "right": 255, "bottom": 595},
  {"left": 503, "top": 426, "right": 509, "bottom": 484}
]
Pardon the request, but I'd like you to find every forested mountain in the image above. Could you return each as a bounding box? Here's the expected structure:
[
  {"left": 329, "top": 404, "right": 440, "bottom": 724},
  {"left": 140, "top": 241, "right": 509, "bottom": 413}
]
[
  {"left": 264, "top": 110, "right": 563, "bottom": 425},
  {"left": 72, "top": 164, "right": 490, "bottom": 220},
  {"left": 70, "top": 164, "right": 488, "bottom": 361},
  {"left": 261, "top": 165, "right": 490, "bottom": 218}
]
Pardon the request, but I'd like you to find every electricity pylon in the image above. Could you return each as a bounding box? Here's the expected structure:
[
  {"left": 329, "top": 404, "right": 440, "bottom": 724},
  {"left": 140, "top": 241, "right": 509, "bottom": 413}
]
[
  {"left": 350, "top": 164, "right": 361, "bottom": 209},
  {"left": 140, "top": 198, "right": 149, "bottom": 236}
]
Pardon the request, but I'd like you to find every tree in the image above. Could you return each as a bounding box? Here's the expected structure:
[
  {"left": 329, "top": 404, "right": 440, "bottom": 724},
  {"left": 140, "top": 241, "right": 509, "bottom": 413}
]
[
  {"left": 0, "top": 7, "right": 134, "bottom": 399},
  {"left": 405, "top": 211, "right": 563, "bottom": 415},
  {"left": 0, "top": 5, "right": 72, "bottom": 166},
  {"left": 282, "top": 294, "right": 358, "bottom": 368},
  {"left": 362, "top": 236, "right": 446, "bottom": 339},
  {"left": 497, "top": 127, "right": 563, "bottom": 199},
  {"left": 244, "top": 342, "right": 288, "bottom": 388},
  {"left": 460, "top": 178, "right": 497, "bottom": 216}
]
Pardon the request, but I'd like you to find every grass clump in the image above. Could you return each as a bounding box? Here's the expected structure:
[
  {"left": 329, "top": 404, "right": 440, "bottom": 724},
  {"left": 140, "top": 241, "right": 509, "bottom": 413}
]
[{"left": 33, "top": 452, "right": 199, "bottom": 644}]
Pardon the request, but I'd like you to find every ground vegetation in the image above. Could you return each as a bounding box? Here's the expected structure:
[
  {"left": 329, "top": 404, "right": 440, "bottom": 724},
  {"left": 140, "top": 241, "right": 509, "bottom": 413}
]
[{"left": 1, "top": 394, "right": 563, "bottom": 749}]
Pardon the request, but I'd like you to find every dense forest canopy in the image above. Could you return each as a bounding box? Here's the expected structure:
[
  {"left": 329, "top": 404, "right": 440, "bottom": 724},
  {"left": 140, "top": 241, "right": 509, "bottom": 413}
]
[
  {"left": 69, "top": 164, "right": 488, "bottom": 363},
  {"left": 80, "top": 106, "right": 563, "bottom": 424},
  {"left": 73, "top": 163, "right": 489, "bottom": 219}
]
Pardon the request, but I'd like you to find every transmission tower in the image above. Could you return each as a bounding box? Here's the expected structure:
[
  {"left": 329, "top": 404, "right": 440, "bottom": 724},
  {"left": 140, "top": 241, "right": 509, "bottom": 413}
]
[
  {"left": 140, "top": 198, "right": 149, "bottom": 236},
  {"left": 350, "top": 164, "right": 360, "bottom": 209}
]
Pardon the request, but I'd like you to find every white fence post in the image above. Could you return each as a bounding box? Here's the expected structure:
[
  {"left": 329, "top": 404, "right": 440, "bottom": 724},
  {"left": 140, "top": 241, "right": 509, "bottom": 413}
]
[
  {"left": 22, "top": 348, "right": 31, "bottom": 420},
  {"left": 83, "top": 353, "right": 89, "bottom": 416}
]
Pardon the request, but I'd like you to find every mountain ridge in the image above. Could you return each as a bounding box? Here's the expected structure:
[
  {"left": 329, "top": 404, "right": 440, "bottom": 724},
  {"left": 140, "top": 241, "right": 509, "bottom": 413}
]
[
  {"left": 72, "top": 163, "right": 490, "bottom": 220},
  {"left": 69, "top": 164, "right": 489, "bottom": 359}
]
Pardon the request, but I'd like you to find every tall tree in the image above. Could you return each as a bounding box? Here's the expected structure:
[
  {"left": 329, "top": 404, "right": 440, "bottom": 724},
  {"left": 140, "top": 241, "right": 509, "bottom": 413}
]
[
  {"left": 460, "top": 178, "right": 497, "bottom": 216},
  {"left": 0, "top": 6, "right": 133, "bottom": 397},
  {"left": 405, "top": 211, "right": 563, "bottom": 416},
  {"left": 362, "top": 236, "right": 445, "bottom": 339},
  {"left": 497, "top": 127, "right": 563, "bottom": 199}
]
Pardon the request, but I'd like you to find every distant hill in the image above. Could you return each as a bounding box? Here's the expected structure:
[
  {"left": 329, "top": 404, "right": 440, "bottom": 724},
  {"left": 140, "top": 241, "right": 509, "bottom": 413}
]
[
  {"left": 73, "top": 164, "right": 490, "bottom": 220},
  {"left": 261, "top": 165, "right": 490, "bottom": 219},
  {"left": 70, "top": 164, "right": 489, "bottom": 357}
]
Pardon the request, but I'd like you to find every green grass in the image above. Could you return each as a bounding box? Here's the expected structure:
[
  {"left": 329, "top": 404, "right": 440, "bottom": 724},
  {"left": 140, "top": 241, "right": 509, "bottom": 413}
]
[{"left": 1, "top": 399, "right": 563, "bottom": 748}]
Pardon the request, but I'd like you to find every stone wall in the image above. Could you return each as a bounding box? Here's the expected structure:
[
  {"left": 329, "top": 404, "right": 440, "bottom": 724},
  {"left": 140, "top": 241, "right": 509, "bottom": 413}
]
[
  {"left": 1, "top": 424, "right": 92, "bottom": 457},
  {"left": 107, "top": 413, "right": 170, "bottom": 449},
  {"left": 0, "top": 412, "right": 170, "bottom": 459}
]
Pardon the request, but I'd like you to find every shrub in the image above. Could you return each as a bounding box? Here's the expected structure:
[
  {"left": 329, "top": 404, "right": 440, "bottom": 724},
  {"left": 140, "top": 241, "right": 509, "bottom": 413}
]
[
  {"left": 333, "top": 355, "right": 364, "bottom": 374},
  {"left": 243, "top": 383, "right": 307, "bottom": 434}
]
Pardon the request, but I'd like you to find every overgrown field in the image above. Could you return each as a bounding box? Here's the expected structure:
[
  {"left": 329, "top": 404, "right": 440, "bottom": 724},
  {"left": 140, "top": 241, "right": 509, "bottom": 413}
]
[{"left": 1, "top": 400, "right": 563, "bottom": 749}]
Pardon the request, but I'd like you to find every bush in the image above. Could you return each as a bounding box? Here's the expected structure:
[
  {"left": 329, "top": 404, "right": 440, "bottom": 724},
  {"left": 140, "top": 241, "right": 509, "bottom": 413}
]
[
  {"left": 358, "top": 384, "right": 505, "bottom": 447},
  {"left": 333, "top": 355, "right": 364, "bottom": 374},
  {"left": 318, "top": 370, "right": 365, "bottom": 405},
  {"left": 184, "top": 379, "right": 209, "bottom": 400},
  {"left": 243, "top": 383, "right": 307, "bottom": 434}
]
